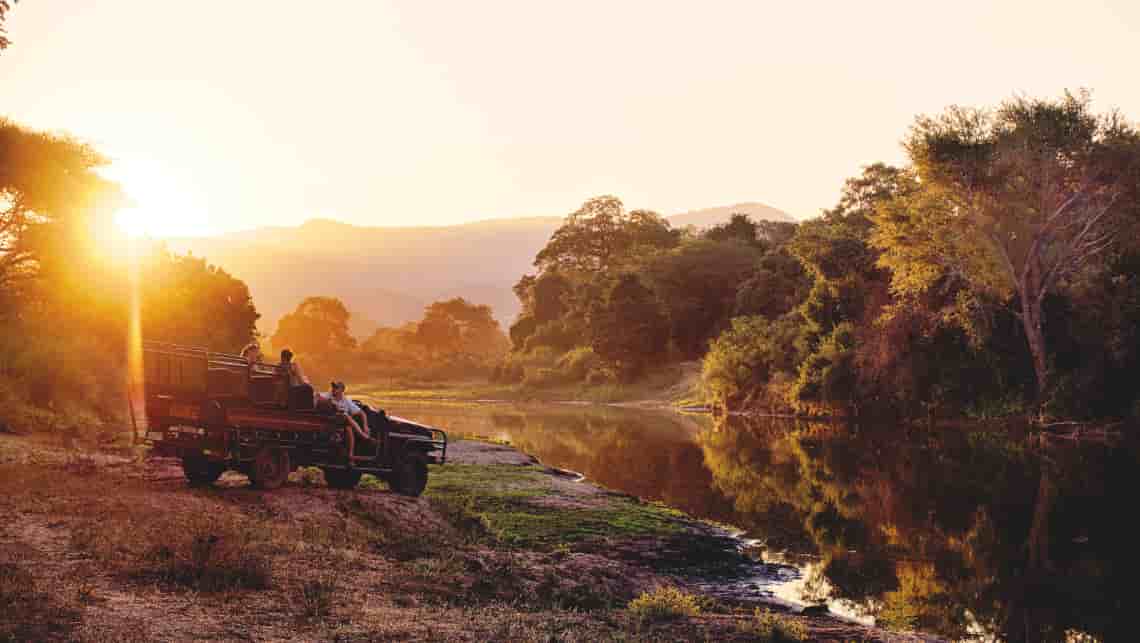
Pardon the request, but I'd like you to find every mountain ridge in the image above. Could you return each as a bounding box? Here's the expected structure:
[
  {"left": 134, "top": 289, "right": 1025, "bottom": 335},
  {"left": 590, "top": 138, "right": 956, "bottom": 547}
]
[{"left": 168, "top": 203, "right": 794, "bottom": 336}]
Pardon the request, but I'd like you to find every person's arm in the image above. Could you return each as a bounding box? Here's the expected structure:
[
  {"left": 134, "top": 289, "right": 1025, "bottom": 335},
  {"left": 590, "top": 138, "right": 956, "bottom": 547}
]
[
  {"left": 348, "top": 400, "right": 369, "bottom": 433},
  {"left": 292, "top": 362, "right": 310, "bottom": 385}
]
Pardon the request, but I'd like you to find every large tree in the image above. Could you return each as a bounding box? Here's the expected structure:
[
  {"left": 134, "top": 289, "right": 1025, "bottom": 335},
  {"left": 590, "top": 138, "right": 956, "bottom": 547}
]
[
  {"left": 875, "top": 92, "right": 1140, "bottom": 399},
  {"left": 271, "top": 296, "right": 356, "bottom": 359},
  {"left": 141, "top": 253, "right": 260, "bottom": 352},
  {"left": 414, "top": 297, "right": 506, "bottom": 360},
  {"left": 534, "top": 196, "right": 678, "bottom": 273},
  {"left": 0, "top": 118, "right": 121, "bottom": 309}
]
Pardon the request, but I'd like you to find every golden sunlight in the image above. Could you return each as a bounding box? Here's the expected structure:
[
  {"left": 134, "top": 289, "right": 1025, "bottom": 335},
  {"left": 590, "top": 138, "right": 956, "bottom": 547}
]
[{"left": 105, "top": 160, "right": 211, "bottom": 238}]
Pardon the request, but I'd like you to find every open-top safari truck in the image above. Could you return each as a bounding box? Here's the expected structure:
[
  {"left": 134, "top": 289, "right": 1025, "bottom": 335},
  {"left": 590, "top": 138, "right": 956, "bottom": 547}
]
[{"left": 139, "top": 341, "right": 446, "bottom": 495}]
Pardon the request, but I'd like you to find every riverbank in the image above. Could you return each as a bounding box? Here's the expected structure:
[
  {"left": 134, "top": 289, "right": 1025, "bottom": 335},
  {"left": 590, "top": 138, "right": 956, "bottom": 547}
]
[
  {"left": 0, "top": 432, "right": 931, "bottom": 641},
  {"left": 355, "top": 361, "right": 707, "bottom": 411}
]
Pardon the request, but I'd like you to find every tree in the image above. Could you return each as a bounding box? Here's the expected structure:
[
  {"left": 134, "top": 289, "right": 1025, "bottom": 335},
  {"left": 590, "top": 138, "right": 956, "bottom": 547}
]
[
  {"left": 415, "top": 297, "right": 507, "bottom": 360},
  {"left": 141, "top": 252, "right": 259, "bottom": 352},
  {"left": 588, "top": 274, "right": 669, "bottom": 380},
  {"left": 644, "top": 238, "right": 760, "bottom": 358},
  {"left": 0, "top": 1, "right": 18, "bottom": 52},
  {"left": 0, "top": 118, "right": 122, "bottom": 309},
  {"left": 535, "top": 196, "right": 678, "bottom": 273},
  {"left": 531, "top": 270, "right": 570, "bottom": 323},
  {"left": 734, "top": 250, "right": 809, "bottom": 320},
  {"left": 876, "top": 92, "right": 1140, "bottom": 399},
  {"left": 271, "top": 296, "right": 356, "bottom": 359},
  {"left": 706, "top": 213, "right": 762, "bottom": 247}
]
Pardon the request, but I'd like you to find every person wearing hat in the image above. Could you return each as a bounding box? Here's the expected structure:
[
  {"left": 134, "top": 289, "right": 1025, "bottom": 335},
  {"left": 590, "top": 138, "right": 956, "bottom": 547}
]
[{"left": 321, "top": 381, "right": 374, "bottom": 466}]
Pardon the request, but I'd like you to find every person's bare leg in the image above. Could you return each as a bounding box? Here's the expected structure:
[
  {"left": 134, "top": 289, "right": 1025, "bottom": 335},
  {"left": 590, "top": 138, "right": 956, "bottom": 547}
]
[
  {"left": 344, "top": 424, "right": 356, "bottom": 467},
  {"left": 345, "top": 415, "right": 372, "bottom": 462}
]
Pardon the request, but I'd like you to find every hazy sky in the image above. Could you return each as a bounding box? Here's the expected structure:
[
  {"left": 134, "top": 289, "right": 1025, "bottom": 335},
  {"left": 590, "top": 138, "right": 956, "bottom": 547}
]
[{"left": 4, "top": 1, "right": 1140, "bottom": 236}]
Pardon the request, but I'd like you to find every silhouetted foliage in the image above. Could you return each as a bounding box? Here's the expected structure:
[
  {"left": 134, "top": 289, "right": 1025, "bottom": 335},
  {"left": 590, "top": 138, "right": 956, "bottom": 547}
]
[{"left": 0, "top": 1, "right": 18, "bottom": 51}]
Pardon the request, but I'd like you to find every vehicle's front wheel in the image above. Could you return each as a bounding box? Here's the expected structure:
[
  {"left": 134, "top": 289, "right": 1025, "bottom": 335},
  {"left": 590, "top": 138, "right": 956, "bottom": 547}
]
[
  {"left": 389, "top": 456, "right": 428, "bottom": 497},
  {"left": 322, "top": 468, "right": 362, "bottom": 489},
  {"left": 250, "top": 447, "right": 290, "bottom": 490},
  {"left": 182, "top": 454, "right": 225, "bottom": 486}
]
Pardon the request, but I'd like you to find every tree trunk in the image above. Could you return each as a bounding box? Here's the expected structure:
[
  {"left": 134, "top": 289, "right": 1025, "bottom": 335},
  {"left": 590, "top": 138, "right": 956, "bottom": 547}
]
[{"left": 1019, "top": 280, "right": 1050, "bottom": 406}]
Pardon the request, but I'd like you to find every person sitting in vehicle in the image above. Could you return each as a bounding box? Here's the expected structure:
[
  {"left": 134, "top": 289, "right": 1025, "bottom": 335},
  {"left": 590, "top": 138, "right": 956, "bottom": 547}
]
[
  {"left": 319, "top": 381, "right": 374, "bottom": 466},
  {"left": 279, "top": 349, "right": 309, "bottom": 386},
  {"left": 279, "top": 349, "right": 313, "bottom": 410},
  {"left": 240, "top": 342, "right": 263, "bottom": 366}
]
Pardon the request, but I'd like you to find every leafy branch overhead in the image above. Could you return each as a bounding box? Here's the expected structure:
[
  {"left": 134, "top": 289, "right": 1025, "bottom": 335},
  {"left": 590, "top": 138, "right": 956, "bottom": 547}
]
[{"left": 0, "top": 1, "right": 18, "bottom": 51}]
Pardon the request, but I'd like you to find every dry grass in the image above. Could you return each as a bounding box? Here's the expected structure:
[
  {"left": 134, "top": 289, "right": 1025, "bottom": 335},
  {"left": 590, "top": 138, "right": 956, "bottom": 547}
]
[
  {"left": 627, "top": 585, "right": 703, "bottom": 623},
  {"left": 737, "top": 608, "right": 810, "bottom": 641}
]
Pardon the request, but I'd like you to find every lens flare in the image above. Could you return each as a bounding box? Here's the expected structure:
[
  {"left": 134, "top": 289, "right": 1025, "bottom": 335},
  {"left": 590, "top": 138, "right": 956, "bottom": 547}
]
[{"left": 126, "top": 238, "right": 146, "bottom": 441}]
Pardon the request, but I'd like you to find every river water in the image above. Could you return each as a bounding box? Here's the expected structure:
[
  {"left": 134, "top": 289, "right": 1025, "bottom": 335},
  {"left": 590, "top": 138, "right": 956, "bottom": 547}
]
[{"left": 369, "top": 400, "right": 1135, "bottom": 642}]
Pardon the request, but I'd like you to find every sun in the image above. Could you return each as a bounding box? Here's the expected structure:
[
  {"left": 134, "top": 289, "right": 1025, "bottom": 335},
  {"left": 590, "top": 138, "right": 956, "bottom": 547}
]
[
  {"left": 103, "top": 159, "right": 212, "bottom": 238},
  {"left": 114, "top": 206, "right": 152, "bottom": 239}
]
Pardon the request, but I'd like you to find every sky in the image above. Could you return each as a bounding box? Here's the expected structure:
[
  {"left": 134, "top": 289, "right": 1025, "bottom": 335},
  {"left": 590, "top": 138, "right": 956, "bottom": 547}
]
[{"left": 3, "top": 1, "right": 1140, "bottom": 237}]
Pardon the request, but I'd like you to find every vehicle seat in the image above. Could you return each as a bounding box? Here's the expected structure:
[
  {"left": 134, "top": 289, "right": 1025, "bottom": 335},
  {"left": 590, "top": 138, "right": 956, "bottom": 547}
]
[{"left": 288, "top": 384, "right": 315, "bottom": 411}]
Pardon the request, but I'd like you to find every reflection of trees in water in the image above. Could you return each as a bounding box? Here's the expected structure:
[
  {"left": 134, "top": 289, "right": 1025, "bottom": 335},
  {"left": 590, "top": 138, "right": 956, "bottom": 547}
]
[
  {"left": 698, "top": 416, "right": 1138, "bottom": 642},
  {"left": 499, "top": 408, "right": 741, "bottom": 524}
]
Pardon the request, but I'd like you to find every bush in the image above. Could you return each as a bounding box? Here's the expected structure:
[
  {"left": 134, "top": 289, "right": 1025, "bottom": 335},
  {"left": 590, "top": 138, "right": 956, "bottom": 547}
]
[
  {"left": 791, "top": 322, "right": 857, "bottom": 414},
  {"left": 737, "top": 608, "right": 808, "bottom": 642},
  {"left": 522, "top": 367, "right": 568, "bottom": 388},
  {"left": 701, "top": 314, "right": 803, "bottom": 412},
  {"left": 296, "top": 576, "right": 337, "bottom": 620},
  {"left": 626, "top": 586, "right": 701, "bottom": 622},
  {"left": 555, "top": 346, "right": 599, "bottom": 382}
]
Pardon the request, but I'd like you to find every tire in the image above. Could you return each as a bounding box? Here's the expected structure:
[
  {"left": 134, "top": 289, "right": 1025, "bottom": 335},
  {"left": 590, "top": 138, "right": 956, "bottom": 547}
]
[
  {"left": 182, "top": 455, "right": 225, "bottom": 486},
  {"left": 389, "top": 456, "right": 428, "bottom": 497},
  {"left": 250, "top": 447, "right": 290, "bottom": 490},
  {"left": 322, "top": 468, "right": 362, "bottom": 490}
]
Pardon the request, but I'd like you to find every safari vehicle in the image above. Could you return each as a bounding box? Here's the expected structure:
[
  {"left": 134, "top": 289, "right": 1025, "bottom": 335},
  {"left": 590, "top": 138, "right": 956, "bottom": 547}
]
[{"left": 138, "top": 341, "right": 446, "bottom": 496}]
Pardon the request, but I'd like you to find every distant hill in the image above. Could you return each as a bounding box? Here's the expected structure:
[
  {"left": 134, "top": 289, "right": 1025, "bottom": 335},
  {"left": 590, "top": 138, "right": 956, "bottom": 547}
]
[
  {"left": 170, "top": 204, "right": 794, "bottom": 337},
  {"left": 668, "top": 202, "right": 794, "bottom": 229}
]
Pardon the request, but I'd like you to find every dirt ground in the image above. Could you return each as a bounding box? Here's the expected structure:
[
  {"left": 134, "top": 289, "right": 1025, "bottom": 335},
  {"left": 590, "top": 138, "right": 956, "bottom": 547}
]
[{"left": 0, "top": 433, "right": 937, "bottom": 642}]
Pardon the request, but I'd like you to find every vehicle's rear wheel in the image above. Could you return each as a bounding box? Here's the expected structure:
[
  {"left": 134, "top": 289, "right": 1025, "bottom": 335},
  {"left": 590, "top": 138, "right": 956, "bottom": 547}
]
[
  {"left": 182, "top": 454, "right": 225, "bottom": 486},
  {"left": 389, "top": 456, "right": 428, "bottom": 497},
  {"left": 322, "top": 468, "right": 362, "bottom": 489},
  {"left": 250, "top": 447, "right": 290, "bottom": 490}
]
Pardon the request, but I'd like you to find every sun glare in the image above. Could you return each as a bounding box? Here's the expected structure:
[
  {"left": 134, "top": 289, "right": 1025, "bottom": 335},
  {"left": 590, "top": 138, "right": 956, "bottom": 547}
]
[{"left": 103, "top": 160, "right": 212, "bottom": 238}]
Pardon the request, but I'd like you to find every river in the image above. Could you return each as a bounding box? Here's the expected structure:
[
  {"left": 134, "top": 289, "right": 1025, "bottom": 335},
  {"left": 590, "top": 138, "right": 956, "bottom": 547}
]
[{"left": 367, "top": 399, "right": 1135, "bottom": 642}]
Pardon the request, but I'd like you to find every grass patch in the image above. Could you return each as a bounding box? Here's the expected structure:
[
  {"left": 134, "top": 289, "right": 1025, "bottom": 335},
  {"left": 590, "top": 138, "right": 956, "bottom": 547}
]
[
  {"left": 738, "top": 608, "right": 809, "bottom": 641},
  {"left": 0, "top": 562, "right": 81, "bottom": 641},
  {"left": 627, "top": 586, "right": 702, "bottom": 622},
  {"left": 295, "top": 575, "right": 338, "bottom": 621},
  {"left": 425, "top": 464, "right": 683, "bottom": 549}
]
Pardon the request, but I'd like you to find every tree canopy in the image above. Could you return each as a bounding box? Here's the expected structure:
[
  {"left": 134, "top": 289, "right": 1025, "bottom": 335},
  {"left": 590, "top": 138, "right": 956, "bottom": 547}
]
[
  {"left": 271, "top": 296, "right": 356, "bottom": 360},
  {"left": 874, "top": 91, "right": 1140, "bottom": 398}
]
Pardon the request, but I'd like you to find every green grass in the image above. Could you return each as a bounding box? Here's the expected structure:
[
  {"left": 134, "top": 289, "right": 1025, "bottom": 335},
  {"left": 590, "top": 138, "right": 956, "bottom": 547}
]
[{"left": 424, "top": 464, "right": 684, "bottom": 549}]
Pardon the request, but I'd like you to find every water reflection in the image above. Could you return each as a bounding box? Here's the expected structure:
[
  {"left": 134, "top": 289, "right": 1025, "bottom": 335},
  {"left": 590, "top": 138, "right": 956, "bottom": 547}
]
[{"left": 376, "top": 401, "right": 1134, "bottom": 642}]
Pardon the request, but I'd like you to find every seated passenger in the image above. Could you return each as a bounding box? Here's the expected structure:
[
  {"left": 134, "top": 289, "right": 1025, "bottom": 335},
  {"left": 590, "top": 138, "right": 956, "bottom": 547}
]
[
  {"left": 320, "top": 381, "right": 374, "bottom": 467},
  {"left": 279, "top": 349, "right": 314, "bottom": 410},
  {"left": 240, "top": 342, "right": 263, "bottom": 366}
]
